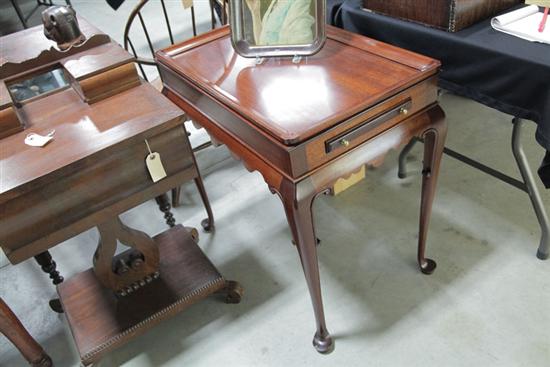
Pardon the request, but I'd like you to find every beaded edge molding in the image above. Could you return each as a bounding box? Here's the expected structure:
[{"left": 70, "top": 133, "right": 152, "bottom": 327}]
[{"left": 81, "top": 276, "right": 226, "bottom": 364}]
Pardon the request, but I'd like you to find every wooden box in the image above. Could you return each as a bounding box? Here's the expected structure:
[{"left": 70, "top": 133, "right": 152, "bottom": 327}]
[{"left": 362, "top": 0, "right": 524, "bottom": 32}]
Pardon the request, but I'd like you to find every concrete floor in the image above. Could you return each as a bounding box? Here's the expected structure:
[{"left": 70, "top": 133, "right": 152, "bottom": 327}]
[{"left": 1, "top": 1, "right": 549, "bottom": 366}]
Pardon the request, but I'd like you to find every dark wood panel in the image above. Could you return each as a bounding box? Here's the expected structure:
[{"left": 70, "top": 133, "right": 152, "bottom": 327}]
[
  {"left": 363, "top": 0, "right": 523, "bottom": 32},
  {"left": 0, "top": 82, "right": 184, "bottom": 204},
  {"left": 1, "top": 126, "right": 197, "bottom": 262}
]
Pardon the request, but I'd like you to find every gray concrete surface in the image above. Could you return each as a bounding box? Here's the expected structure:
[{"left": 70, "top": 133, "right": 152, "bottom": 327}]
[{"left": 1, "top": 1, "right": 549, "bottom": 366}]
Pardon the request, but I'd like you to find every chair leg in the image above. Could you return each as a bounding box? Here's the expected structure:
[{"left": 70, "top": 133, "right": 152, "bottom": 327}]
[
  {"left": 10, "top": 0, "right": 28, "bottom": 28},
  {"left": 0, "top": 298, "right": 52, "bottom": 367},
  {"left": 170, "top": 178, "right": 215, "bottom": 232},
  {"left": 512, "top": 118, "right": 550, "bottom": 260}
]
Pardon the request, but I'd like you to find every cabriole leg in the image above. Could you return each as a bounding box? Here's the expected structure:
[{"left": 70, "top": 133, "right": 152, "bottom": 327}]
[
  {"left": 417, "top": 109, "right": 447, "bottom": 274},
  {"left": 278, "top": 184, "right": 333, "bottom": 354},
  {"left": 194, "top": 177, "right": 215, "bottom": 232}
]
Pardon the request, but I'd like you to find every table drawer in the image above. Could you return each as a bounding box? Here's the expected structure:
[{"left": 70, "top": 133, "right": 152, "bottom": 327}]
[
  {"left": 326, "top": 99, "right": 412, "bottom": 154},
  {"left": 297, "top": 76, "right": 438, "bottom": 176},
  {"left": 0, "top": 126, "right": 194, "bottom": 262}
]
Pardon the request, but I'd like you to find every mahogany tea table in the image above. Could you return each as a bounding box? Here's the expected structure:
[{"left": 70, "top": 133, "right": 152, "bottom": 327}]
[{"left": 157, "top": 25, "right": 447, "bottom": 353}]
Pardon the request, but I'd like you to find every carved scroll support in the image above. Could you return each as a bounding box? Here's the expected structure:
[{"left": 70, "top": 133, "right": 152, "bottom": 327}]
[{"left": 93, "top": 217, "right": 160, "bottom": 296}]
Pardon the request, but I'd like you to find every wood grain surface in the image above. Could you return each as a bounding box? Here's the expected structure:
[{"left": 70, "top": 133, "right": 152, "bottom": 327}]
[
  {"left": 158, "top": 25, "right": 446, "bottom": 354},
  {"left": 157, "top": 26, "right": 439, "bottom": 145}
]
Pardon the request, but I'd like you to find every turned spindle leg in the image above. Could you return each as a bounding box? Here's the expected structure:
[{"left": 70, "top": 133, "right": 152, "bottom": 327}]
[
  {"left": 34, "top": 251, "right": 63, "bottom": 285},
  {"left": 0, "top": 298, "right": 52, "bottom": 367},
  {"left": 417, "top": 108, "right": 447, "bottom": 275},
  {"left": 33, "top": 251, "right": 64, "bottom": 313},
  {"left": 155, "top": 193, "right": 176, "bottom": 228},
  {"left": 278, "top": 184, "right": 333, "bottom": 354}
]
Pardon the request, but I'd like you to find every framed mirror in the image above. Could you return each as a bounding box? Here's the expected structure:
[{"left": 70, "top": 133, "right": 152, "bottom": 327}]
[
  {"left": 7, "top": 67, "right": 70, "bottom": 104},
  {"left": 229, "top": 0, "right": 326, "bottom": 58}
]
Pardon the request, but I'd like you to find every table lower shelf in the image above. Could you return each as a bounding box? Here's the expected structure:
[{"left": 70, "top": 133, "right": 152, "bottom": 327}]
[{"left": 57, "top": 224, "right": 233, "bottom": 365}]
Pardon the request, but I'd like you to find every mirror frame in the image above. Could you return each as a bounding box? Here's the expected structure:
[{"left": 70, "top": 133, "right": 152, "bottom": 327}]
[{"left": 229, "top": 0, "right": 326, "bottom": 58}]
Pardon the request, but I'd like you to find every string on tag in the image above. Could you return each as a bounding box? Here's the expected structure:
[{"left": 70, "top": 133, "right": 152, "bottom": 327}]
[{"left": 145, "top": 139, "right": 153, "bottom": 155}]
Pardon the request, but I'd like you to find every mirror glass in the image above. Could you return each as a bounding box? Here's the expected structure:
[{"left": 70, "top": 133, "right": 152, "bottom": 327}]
[
  {"left": 8, "top": 68, "right": 69, "bottom": 103},
  {"left": 230, "top": 0, "right": 326, "bottom": 58}
]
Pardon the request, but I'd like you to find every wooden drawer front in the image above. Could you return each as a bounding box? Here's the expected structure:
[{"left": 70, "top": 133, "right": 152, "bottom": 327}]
[
  {"left": 297, "top": 76, "right": 438, "bottom": 176},
  {"left": 326, "top": 99, "right": 412, "bottom": 153},
  {"left": 0, "top": 126, "right": 193, "bottom": 260}
]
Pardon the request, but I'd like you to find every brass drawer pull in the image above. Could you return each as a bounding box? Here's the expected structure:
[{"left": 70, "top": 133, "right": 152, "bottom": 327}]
[
  {"left": 325, "top": 99, "right": 412, "bottom": 153},
  {"left": 340, "top": 139, "right": 350, "bottom": 147}
]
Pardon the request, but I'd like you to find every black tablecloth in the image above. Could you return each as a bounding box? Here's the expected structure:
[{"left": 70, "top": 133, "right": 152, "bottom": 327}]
[{"left": 330, "top": 0, "right": 550, "bottom": 186}]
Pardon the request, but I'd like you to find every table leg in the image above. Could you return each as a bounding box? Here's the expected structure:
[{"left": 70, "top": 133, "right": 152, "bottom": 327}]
[
  {"left": 34, "top": 251, "right": 63, "bottom": 285},
  {"left": 398, "top": 138, "right": 418, "bottom": 179},
  {"left": 170, "top": 178, "right": 215, "bottom": 232},
  {"left": 512, "top": 118, "right": 550, "bottom": 260},
  {"left": 276, "top": 183, "right": 333, "bottom": 354},
  {"left": 194, "top": 177, "right": 215, "bottom": 232},
  {"left": 417, "top": 114, "right": 447, "bottom": 274},
  {"left": 33, "top": 251, "right": 64, "bottom": 313},
  {"left": 155, "top": 193, "right": 176, "bottom": 228},
  {"left": 0, "top": 298, "right": 52, "bottom": 367}
]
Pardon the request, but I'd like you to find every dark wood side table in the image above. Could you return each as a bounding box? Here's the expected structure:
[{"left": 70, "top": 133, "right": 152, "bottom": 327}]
[
  {"left": 0, "top": 298, "right": 52, "bottom": 367},
  {"left": 157, "top": 26, "right": 447, "bottom": 353},
  {"left": 0, "top": 20, "right": 241, "bottom": 365}
]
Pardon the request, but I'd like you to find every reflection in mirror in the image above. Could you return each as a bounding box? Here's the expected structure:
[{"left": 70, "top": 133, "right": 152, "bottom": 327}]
[
  {"left": 230, "top": 0, "right": 326, "bottom": 58},
  {"left": 8, "top": 68, "right": 69, "bottom": 103}
]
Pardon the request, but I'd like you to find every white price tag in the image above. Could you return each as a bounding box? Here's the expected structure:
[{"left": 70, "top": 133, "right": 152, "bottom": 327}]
[
  {"left": 145, "top": 140, "right": 167, "bottom": 183},
  {"left": 25, "top": 130, "right": 55, "bottom": 147}
]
